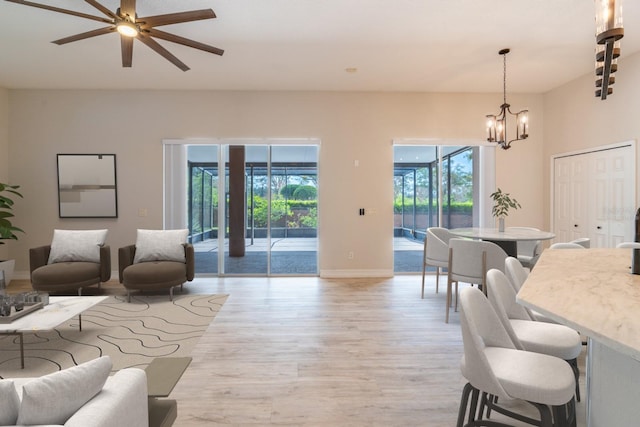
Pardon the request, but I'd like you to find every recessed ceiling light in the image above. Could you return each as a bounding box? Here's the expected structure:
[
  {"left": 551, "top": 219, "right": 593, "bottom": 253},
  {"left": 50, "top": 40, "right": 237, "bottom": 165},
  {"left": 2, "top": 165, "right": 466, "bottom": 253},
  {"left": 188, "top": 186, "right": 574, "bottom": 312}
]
[{"left": 345, "top": 67, "right": 358, "bottom": 73}]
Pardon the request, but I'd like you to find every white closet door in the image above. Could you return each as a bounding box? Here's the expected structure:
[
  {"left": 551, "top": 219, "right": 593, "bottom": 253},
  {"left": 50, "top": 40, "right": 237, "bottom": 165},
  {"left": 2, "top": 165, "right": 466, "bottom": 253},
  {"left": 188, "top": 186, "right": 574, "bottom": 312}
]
[
  {"left": 590, "top": 146, "right": 635, "bottom": 247},
  {"left": 554, "top": 154, "right": 588, "bottom": 242},
  {"left": 553, "top": 142, "right": 636, "bottom": 247}
]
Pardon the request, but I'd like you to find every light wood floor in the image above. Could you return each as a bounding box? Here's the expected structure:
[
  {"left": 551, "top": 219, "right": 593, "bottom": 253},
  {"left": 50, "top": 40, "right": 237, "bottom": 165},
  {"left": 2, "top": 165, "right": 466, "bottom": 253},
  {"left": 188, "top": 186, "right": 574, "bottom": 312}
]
[{"left": 8, "top": 276, "right": 586, "bottom": 426}]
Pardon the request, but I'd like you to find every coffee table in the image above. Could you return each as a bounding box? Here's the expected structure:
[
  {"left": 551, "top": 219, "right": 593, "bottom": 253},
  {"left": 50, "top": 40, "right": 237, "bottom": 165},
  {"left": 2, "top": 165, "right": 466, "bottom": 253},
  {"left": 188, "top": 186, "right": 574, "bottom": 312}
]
[
  {"left": 0, "top": 296, "right": 107, "bottom": 369},
  {"left": 146, "top": 357, "right": 192, "bottom": 427}
]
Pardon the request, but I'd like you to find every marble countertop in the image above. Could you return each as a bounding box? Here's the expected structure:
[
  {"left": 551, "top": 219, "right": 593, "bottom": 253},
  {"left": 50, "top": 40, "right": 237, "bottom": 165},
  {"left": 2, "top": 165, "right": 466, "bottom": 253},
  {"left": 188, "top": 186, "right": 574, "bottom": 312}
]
[
  {"left": 0, "top": 296, "right": 107, "bottom": 332},
  {"left": 517, "top": 248, "right": 640, "bottom": 361}
]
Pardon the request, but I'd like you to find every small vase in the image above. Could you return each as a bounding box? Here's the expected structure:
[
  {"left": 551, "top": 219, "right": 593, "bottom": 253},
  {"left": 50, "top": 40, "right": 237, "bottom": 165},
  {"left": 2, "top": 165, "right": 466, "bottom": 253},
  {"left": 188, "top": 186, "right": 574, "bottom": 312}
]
[{"left": 498, "top": 217, "right": 505, "bottom": 232}]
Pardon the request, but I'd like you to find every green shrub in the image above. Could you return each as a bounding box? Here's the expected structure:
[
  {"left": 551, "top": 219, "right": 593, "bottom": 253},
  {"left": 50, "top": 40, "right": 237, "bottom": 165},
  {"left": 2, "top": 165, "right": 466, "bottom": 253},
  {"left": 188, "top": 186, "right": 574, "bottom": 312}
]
[
  {"left": 292, "top": 185, "right": 317, "bottom": 200},
  {"left": 280, "top": 184, "right": 299, "bottom": 198},
  {"left": 300, "top": 208, "right": 318, "bottom": 227},
  {"left": 393, "top": 199, "right": 472, "bottom": 214},
  {"left": 250, "top": 195, "right": 318, "bottom": 228}
]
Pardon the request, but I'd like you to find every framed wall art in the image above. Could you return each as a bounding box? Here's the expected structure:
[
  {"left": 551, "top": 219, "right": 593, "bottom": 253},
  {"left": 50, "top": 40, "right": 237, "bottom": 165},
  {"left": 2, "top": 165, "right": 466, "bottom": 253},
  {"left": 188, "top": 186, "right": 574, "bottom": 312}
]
[{"left": 57, "top": 154, "right": 118, "bottom": 218}]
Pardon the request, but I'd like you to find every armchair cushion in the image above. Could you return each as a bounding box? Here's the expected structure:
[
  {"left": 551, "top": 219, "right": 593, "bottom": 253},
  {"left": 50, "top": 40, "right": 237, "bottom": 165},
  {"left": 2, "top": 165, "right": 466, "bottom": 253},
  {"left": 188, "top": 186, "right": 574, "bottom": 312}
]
[
  {"left": 0, "top": 380, "right": 20, "bottom": 425},
  {"left": 31, "top": 245, "right": 111, "bottom": 289},
  {"left": 16, "top": 356, "right": 112, "bottom": 425},
  {"left": 133, "top": 229, "right": 189, "bottom": 264},
  {"left": 47, "top": 229, "right": 108, "bottom": 264}
]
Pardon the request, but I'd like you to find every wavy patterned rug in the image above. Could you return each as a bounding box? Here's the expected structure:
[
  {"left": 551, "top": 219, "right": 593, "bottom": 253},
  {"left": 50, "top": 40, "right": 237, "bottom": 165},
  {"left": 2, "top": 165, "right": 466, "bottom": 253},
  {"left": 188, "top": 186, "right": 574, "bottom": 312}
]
[{"left": 0, "top": 294, "right": 227, "bottom": 379}]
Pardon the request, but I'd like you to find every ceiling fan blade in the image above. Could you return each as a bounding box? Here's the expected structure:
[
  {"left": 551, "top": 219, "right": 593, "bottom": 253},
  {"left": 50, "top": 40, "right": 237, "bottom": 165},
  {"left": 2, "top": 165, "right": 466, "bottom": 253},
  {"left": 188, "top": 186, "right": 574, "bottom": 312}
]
[
  {"left": 52, "top": 27, "right": 115, "bottom": 45},
  {"left": 139, "top": 9, "right": 215, "bottom": 28},
  {"left": 84, "top": 0, "right": 118, "bottom": 20},
  {"left": 137, "top": 33, "right": 189, "bottom": 71},
  {"left": 5, "top": 0, "right": 112, "bottom": 24},
  {"left": 121, "top": 35, "right": 133, "bottom": 67},
  {"left": 147, "top": 29, "right": 224, "bottom": 56},
  {"left": 119, "top": 0, "right": 136, "bottom": 20}
]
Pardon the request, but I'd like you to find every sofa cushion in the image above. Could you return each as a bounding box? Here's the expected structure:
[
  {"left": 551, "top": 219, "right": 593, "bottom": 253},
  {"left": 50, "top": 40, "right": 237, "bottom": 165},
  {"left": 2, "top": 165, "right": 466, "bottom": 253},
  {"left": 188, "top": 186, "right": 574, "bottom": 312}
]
[
  {"left": 123, "top": 260, "right": 187, "bottom": 290},
  {"left": 133, "top": 229, "right": 188, "bottom": 264},
  {"left": 16, "top": 356, "right": 112, "bottom": 425},
  {"left": 48, "top": 229, "right": 108, "bottom": 264},
  {"left": 32, "top": 262, "right": 101, "bottom": 286},
  {"left": 0, "top": 380, "right": 20, "bottom": 425}
]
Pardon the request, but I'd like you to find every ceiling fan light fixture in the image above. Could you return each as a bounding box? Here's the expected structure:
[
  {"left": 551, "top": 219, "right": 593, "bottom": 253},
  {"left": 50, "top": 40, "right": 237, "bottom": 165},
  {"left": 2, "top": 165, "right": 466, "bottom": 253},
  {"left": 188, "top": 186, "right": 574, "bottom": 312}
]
[
  {"left": 6, "top": 0, "right": 224, "bottom": 70},
  {"left": 116, "top": 20, "right": 139, "bottom": 37}
]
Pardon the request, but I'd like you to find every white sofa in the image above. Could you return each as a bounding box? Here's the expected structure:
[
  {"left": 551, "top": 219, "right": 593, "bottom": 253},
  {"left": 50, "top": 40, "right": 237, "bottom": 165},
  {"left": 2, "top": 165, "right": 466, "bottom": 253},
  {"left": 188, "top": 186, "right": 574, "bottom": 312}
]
[{"left": 1, "top": 356, "right": 148, "bottom": 427}]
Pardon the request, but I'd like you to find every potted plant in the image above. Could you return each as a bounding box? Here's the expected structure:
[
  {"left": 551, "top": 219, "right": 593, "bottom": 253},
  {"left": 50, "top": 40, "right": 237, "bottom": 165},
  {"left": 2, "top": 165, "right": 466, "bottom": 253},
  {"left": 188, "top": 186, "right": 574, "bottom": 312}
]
[
  {"left": 490, "top": 188, "right": 521, "bottom": 232},
  {"left": 0, "top": 182, "right": 24, "bottom": 288}
]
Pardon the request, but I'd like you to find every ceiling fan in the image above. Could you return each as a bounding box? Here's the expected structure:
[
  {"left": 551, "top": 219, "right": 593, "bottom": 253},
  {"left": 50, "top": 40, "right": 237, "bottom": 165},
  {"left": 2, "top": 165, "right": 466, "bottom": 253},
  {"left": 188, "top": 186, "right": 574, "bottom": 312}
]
[{"left": 5, "top": 0, "right": 224, "bottom": 71}]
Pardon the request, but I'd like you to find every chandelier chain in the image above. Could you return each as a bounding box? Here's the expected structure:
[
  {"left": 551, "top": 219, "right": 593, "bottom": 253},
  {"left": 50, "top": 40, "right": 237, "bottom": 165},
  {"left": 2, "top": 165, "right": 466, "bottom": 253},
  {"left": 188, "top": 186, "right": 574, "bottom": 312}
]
[{"left": 503, "top": 52, "right": 507, "bottom": 106}]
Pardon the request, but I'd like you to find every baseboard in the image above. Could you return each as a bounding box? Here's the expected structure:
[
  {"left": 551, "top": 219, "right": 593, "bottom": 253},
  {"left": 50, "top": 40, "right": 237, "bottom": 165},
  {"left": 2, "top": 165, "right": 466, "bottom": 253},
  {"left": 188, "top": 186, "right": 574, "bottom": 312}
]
[
  {"left": 15, "top": 269, "right": 394, "bottom": 280},
  {"left": 10, "top": 270, "right": 121, "bottom": 282},
  {"left": 320, "top": 269, "right": 393, "bottom": 278},
  {"left": 11, "top": 270, "right": 30, "bottom": 281}
]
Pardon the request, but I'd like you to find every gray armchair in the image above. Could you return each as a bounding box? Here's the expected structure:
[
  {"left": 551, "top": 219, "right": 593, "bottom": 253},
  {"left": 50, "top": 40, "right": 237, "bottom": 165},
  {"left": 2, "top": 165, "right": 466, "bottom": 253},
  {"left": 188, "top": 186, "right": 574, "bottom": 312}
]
[
  {"left": 29, "top": 245, "right": 111, "bottom": 295},
  {"left": 118, "top": 243, "right": 194, "bottom": 302}
]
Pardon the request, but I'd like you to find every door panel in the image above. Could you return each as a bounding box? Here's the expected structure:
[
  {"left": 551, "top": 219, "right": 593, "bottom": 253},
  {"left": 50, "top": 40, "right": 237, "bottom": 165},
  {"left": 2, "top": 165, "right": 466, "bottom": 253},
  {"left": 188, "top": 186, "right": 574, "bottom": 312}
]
[{"left": 553, "top": 143, "right": 635, "bottom": 247}]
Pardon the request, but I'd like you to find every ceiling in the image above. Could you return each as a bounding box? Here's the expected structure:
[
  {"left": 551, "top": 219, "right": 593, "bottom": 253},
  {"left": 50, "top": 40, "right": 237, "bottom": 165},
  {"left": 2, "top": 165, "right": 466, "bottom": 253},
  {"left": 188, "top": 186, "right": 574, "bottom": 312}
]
[{"left": 1, "top": 0, "right": 638, "bottom": 93}]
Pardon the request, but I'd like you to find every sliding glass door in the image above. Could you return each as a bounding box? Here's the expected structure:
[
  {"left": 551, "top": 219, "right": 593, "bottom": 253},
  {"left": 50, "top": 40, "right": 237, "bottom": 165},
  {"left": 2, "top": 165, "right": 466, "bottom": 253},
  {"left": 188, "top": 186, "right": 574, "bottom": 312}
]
[
  {"left": 393, "top": 145, "right": 478, "bottom": 273},
  {"left": 181, "top": 142, "right": 319, "bottom": 276},
  {"left": 269, "top": 146, "right": 318, "bottom": 274}
]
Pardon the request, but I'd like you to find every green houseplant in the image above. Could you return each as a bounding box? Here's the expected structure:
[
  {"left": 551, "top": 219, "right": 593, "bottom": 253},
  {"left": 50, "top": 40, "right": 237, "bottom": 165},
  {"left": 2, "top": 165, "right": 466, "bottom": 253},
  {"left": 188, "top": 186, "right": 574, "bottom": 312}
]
[
  {"left": 0, "top": 182, "right": 23, "bottom": 289},
  {"left": 0, "top": 182, "right": 24, "bottom": 243},
  {"left": 490, "top": 188, "right": 521, "bottom": 232}
]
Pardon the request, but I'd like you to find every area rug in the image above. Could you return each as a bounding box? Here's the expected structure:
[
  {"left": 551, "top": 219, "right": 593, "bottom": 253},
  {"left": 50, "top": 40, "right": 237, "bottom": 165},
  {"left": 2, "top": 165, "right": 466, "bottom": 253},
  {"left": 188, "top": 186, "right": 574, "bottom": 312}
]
[{"left": 0, "top": 294, "right": 227, "bottom": 379}]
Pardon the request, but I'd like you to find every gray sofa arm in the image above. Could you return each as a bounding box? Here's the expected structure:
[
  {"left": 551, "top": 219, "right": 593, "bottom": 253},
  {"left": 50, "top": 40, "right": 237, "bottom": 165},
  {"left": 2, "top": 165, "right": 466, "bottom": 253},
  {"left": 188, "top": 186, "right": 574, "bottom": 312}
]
[
  {"left": 99, "top": 245, "right": 111, "bottom": 282},
  {"left": 29, "top": 245, "right": 51, "bottom": 279},
  {"left": 118, "top": 245, "right": 136, "bottom": 283},
  {"left": 185, "top": 243, "right": 195, "bottom": 281},
  {"left": 65, "top": 368, "right": 149, "bottom": 427}
]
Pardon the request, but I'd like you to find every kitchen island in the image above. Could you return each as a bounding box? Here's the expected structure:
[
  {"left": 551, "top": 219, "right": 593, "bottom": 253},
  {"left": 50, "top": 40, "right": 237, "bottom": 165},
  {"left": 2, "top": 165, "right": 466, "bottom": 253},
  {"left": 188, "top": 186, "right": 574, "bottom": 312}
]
[{"left": 517, "top": 248, "right": 640, "bottom": 427}]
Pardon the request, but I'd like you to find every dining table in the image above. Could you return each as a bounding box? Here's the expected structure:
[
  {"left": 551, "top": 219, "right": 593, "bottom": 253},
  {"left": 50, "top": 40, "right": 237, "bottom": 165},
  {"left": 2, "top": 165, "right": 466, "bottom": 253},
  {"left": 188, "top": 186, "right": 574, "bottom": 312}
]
[{"left": 447, "top": 227, "right": 555, "bottom": 257}]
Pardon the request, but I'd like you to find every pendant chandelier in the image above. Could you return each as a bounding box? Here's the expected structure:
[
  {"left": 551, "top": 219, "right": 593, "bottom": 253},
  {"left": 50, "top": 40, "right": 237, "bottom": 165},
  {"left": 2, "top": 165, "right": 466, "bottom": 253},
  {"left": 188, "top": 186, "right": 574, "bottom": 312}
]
[
  {"left": 595, "top": 0, "right": 624, "bottom": 100},
  {"left": 485, "top": 49, "right": 528, "bottom": 150}
]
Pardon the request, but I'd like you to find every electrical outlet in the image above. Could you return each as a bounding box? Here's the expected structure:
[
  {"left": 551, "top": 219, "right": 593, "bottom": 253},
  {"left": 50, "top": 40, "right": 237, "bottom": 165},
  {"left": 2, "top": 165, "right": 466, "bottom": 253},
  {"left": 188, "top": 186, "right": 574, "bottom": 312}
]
[{"left": 348, "top": 251, "right": 354, "bottom": 259}]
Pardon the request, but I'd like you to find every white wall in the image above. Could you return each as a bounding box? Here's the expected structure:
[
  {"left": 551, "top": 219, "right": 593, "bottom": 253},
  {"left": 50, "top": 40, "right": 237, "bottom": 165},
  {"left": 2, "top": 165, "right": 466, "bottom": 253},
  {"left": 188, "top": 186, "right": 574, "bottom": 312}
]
[
  {"left": 6, "top": 89, "right": 544, "bottom": 277},
  {"left": 543, "top": 51, "right": 640, "bottom": 230}
]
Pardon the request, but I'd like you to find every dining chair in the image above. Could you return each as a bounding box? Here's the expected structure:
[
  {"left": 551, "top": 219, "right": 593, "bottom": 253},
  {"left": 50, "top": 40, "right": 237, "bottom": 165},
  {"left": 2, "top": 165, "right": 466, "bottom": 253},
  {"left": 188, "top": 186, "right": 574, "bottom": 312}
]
[
  {"left": 486, "top": 269, "right": 583, "bottom": 402},
  {"left": 504, "top": 257, "right": 557, "bottom": 324},
  {"left": 504, "top": 256, "right": 528, "bottom": 292},
  {"left": 422, "top": 227, "right": 455, "bottom": 298},
  {"left": 505, "top": 226, "right": 542, "bottom": 269},
  {"left": 616, "top": 242, "right": 640, "bottom": 248},
  {"left": 445, "top": 238, "right": 507, "bottom": 323},
  {"left": 570, "top": 237, "right": 590, "bottom": 248},
  {"left": 549, "top": 242, "right": 586, "bottom": 249},
  {"left": 457, "top": 286, "right": 577, "bottom": 427}
]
